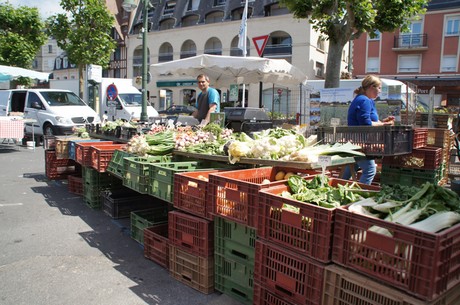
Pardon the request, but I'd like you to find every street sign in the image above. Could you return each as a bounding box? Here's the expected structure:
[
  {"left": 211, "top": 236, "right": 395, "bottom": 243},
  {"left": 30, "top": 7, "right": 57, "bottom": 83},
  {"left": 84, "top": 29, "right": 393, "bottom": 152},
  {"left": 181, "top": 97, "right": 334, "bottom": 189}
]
[
  {"left": 106, "top": 84, "right": 118, "bottom": 101},
  {"left": 277, "top": 88, "right": 283, "bottom": 95},
  {"left": 252, "top": 35, "right": 269, "bottom": 57}
]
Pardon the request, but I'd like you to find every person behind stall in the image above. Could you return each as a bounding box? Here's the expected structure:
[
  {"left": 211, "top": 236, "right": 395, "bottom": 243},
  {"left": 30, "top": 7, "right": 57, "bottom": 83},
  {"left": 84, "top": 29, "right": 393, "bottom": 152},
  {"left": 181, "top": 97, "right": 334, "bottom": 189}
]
[
  {"left": 192, "top": 74, "right": 220, "bottom": 126},
  {"left": 342, "top": 75, "right": 395, "bottom": 184}
]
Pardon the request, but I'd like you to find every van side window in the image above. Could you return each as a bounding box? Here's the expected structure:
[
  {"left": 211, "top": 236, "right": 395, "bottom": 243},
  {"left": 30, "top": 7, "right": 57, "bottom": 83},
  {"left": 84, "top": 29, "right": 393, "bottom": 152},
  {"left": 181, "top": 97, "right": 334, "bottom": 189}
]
[
  {"left": 26, "top": 92, "right": 43, "bottom": 109},
  {"left": 11, "top": 92, "right": 27, "bottom": 112}
]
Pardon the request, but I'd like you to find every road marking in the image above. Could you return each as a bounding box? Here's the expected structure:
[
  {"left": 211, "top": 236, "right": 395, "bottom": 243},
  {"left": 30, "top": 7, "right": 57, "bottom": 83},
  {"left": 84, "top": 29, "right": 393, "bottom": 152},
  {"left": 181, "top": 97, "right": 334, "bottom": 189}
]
[{"left": 0, "top": 203, "right": 23, "bottom": 207}]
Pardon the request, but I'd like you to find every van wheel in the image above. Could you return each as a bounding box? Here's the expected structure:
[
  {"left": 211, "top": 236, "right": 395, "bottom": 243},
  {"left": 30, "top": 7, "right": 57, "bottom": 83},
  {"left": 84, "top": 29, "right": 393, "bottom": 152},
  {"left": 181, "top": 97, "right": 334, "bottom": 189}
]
[{"left": 43, "top": 124, "right": 54, "bottom": 136}]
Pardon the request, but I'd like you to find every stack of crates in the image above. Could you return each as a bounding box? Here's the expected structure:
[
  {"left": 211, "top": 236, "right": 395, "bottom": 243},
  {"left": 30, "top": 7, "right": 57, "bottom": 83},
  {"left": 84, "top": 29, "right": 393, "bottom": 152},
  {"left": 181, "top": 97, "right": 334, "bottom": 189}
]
[
  {"left": 381, "top": 128, "right": 453, "bottom": 186},
  {"left": 130, "top": 204, "right": 169, "bottom": 245},
  {"left": 45, "top": 149, "right": 80, "bottom": 180},
  {"left": 67, "top": 174, "right": 83, "bottom": 195},
  {"left": 327, "top": 201, "right": 460, "bottom": 304},
  {"left": 152, "top": 168, "right": 230, "bottom": 294},
  {"left": 207, "top": 167, "right": 319, "bottom": 304},
  {"left": 82, "top": 166, "right": 122, "bottom": 209},
  {"left": 90, "top": 143, "right": 127, "bottom": 173}
]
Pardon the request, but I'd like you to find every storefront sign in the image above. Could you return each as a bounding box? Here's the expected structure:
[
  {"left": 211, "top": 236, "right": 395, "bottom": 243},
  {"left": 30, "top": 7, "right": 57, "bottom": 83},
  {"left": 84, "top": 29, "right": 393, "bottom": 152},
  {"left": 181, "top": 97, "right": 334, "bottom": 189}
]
[{"left": 156, "top": 80, "right": 197, "bottom": 87}]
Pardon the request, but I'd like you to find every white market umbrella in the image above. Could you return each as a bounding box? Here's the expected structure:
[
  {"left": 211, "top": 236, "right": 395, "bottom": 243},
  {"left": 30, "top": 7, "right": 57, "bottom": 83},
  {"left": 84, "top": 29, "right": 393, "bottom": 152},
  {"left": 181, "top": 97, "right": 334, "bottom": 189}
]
[
  {"left": 0, "top": 65, "right": 50, "bottom": 82},
  {"left": 150, "top": 54, "right": 307, "bottom": 87}
]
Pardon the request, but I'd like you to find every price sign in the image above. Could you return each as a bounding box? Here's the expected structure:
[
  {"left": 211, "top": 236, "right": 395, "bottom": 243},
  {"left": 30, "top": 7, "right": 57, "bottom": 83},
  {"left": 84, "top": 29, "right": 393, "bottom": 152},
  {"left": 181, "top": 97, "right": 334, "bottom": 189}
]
[
  {"left": 330, "top": 118, "right": 340, "bottom": 127},
  {"left": 317, "top": 155, "right": 332, "bottom": 181},
  {"left": 318, "top": 155, "right": 332, "bottom": 167}
]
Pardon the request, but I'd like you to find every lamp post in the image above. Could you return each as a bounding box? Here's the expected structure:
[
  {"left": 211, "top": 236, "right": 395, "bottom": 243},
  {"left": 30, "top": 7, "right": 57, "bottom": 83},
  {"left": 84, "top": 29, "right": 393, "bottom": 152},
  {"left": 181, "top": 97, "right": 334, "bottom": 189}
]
[{"left": 123, "top": 0, "right": 150, "bottom": 123}]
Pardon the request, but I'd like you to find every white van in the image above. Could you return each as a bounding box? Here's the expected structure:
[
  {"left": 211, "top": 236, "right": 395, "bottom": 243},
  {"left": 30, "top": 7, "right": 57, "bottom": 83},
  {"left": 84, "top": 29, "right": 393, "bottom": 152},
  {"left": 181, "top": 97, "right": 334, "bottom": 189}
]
[
  {"left": 49, "top": 78, "right": 160, "bottom": 122},
  {"left": 0, "top": 89, "right": 101, "bottom": 138}
]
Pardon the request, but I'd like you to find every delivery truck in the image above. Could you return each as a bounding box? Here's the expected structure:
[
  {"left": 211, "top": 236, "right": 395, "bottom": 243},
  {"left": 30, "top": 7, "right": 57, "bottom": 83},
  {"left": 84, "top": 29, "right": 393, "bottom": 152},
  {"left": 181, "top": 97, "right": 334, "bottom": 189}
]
[{"left": 49, "top": 78, "right": 159, "bottom": 122}]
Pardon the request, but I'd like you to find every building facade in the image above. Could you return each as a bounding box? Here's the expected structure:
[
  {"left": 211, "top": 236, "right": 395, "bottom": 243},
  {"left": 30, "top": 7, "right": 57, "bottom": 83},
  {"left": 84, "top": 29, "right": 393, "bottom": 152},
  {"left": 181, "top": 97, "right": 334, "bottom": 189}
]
[
  {"left": 123, "top": 0, "right": 349, "bottom": 111},
  {"left": 352, "top": 0, "right": 460, "bottom": 111}
]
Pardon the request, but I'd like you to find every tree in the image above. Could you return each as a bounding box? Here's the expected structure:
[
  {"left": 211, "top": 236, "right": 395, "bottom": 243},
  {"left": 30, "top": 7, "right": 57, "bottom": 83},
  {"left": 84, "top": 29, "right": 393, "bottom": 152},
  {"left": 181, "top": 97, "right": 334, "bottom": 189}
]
[
  {"left": 46, "top": 0, "right": 116, "bottom": 97},
  {"left": 0, "top": 3, "right": 47, "bottom": 86},
  {"left": 280, "top": 0, "right": 428, "bottom": 88}
]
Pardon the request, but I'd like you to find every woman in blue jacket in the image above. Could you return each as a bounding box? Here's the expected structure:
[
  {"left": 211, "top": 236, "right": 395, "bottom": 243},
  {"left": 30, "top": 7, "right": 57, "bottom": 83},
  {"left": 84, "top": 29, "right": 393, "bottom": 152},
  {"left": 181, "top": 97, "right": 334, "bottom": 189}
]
[{"left": 344, "top": 75, "right": 394, "bottom": 184}]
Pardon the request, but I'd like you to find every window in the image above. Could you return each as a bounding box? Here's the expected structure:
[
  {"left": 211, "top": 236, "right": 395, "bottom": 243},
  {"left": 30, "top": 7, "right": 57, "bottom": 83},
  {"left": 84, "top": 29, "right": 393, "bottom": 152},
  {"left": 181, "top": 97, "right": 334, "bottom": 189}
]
[
  {"left": 316, "top": 38, "right": 325, "bottom": 51},
  {"left": 205, "top": 11, "right": 224, "bottom": 24},
  {"left": 441, "top": 55, "right": 457, "bottom": 72},
  {"left": 446, "top": 16, "right": 460, "bottom": 36},
  {"left": 366, "top": 57, "right": 380, "bottom": 73},
  {"left": 214, "top": 0, "right": 225, "bottom": 6},
  {"left": 315, "top": 62, "right": 324, "bottom": 77},
  {"left": 187, "top": 0, "right": 200, "bottom": 11},
  {"left": 182, "top": 15, "right": 199, "bottom": 27},
  {"left": 159, "top": 43, "right": 173, "bottom": 62},
  {"left": 163, "top": 1, "right": 176, "bottom": 15},
  {"left": 401, "top": 21, "right": 422, "bottom": 47},
  {"left": 204, "top": 37, "right": 222, "bottom": 55},
  {"left": 48, "top": 45, "right": 53, "bottom": 53},
  {"left": 159, "top": 18, "right": 175, "bottom": 30},
  {"left": 180, "top": 40, "right": 197, "bottom": 58},
  {"left": 368, "top": 30, "right": 381, "bottom": 41},
  {"left": 398, "top": 55, "right": 421, "bottom": 73}
]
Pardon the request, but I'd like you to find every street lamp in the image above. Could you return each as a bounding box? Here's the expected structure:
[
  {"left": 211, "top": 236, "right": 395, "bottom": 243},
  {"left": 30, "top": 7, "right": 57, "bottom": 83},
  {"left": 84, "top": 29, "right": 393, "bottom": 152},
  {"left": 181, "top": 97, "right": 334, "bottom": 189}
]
[{"left": 123, "top": 0, "right": 151, "bottom": 123}]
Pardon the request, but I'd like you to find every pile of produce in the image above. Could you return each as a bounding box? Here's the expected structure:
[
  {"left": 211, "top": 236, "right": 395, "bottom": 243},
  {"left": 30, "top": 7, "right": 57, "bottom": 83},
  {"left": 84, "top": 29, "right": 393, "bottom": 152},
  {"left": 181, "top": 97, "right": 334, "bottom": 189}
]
[
  {"left": 349, "top": 182, "right": 460, "bottom": 234},
  {"left": 125, "top": 124, "right": 366, "bottom": 164},
  {"left": 281, "top": 175, "right": 376, "bottom": 209},
  {"left": 226, "top": 128, "right": 365, "bottom": 164}
]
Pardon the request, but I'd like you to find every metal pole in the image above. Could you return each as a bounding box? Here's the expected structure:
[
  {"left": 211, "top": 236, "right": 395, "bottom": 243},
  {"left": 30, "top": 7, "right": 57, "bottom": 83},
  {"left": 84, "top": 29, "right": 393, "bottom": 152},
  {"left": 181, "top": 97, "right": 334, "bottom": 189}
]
[{"left": 140, "top": 0, "right": 149, "bottom": 122}]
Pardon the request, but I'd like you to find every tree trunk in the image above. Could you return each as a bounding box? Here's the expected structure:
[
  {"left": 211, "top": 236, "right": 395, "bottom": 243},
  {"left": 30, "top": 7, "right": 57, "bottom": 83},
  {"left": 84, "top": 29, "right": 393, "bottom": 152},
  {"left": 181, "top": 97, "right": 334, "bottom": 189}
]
[
  {"left": 78, "top": 64, "right": 85, "bottom": 99},
  {"left": 324, "top": 39, "right": 348, "bottom": 88}
]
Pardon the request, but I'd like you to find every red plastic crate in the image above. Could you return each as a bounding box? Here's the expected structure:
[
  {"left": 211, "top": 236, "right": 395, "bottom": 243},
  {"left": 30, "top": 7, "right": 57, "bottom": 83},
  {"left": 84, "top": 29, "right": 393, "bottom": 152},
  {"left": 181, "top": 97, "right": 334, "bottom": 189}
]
[
  {"left": 90, "top": 144, "right": 127, "bottom": 173},
  {"left": 332, "top": 205, "right": 460, "bottom": 301},
  {"left": 258, "top": 178, "right": 380, "bottom": 262},
  {"left": 45, "top": 150, "right": 80, "bottom": 180},
  {"left": 253, "top": 282, "right": 296, "bottom": 305},
  {"left": 75, "top": 141, "right": 113, "bottom": 166},
  {"left": 168, "top": 210, "right": 213, "bottom": 257},
  {"left": 208, "top": 167, "right": 317, "bottom": 228},
  {"left": 322, "top": 264, "right": 460, "bottom": 305},
  {"left": 144, "top": 224, "right": 169, "bottom": 269},
  {"left": 382, "top": 146, "right": 442, "bottom": 170},
  {"left": 67, "top": 175, "right": 83, "bottom": 195},
  {"left": 413, "top": 128, "right": 428, "bottom": 149},
  {"left": 254, "top": 239, "right": 325, "bottom": 305},
  {"left": 169, "top": 244, "right": 214, "bottom": 294},
  {"left": 173, "top": 170, "right": 223, "bottom": 220}
]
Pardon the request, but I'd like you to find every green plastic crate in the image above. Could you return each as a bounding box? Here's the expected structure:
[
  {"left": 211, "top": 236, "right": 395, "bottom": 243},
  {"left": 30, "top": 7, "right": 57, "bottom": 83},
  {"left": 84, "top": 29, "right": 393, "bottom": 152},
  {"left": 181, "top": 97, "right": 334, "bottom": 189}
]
[
  {"left": 214, "top": 253, "right": 254, "bottom": 305},
  {"left": 82, "top": 166, "right": 120, "bottom": 188},
  {"left": 124, "top": 155, "right": 172, "bottom": 176},
  {"left": 106, "top": 150, "right": 135, "bottom": 178},
  {"left": 83, "top": 184, "right": 103, "bottom": 209},
  {"left": 149, "top": 161, "right": 214, "bottom": 203},
  {"left": 130, "top": 206, "right": 169, "bottom": 245},
  {"left": 123, "top": 171, "right": 150, "bottom": 194},
  {"left": 381, "top": 164, "right": 444, "bottom": 186},
  {"left": 214, "top": 216, "right": 256, "bottom": 265}
]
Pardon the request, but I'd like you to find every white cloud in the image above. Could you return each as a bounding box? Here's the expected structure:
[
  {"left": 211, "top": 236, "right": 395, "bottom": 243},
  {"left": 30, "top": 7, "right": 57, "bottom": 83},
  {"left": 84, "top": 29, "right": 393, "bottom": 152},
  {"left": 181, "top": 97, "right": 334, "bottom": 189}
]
[{"left": 6, "top": 0, "right": 65, "bottom": 19}]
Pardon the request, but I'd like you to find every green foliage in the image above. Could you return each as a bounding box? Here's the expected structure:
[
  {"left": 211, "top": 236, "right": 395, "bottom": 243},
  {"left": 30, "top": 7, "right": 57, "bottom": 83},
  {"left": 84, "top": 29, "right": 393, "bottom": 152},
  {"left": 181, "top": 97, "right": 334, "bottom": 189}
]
[
  {"left": 280, "top": 0, "right": 428, "bottom": 87},
  {"left": 46, "top": 0, "right": 117, "bottom": 69},
  {"left": 0, "top": 2, "right": 47, "bottom": 68}
]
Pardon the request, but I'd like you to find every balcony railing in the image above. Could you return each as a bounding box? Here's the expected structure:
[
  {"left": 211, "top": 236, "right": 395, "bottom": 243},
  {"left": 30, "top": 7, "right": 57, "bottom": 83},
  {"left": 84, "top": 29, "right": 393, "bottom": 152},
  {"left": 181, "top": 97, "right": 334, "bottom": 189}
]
[
  {"left": 158, "top": 54, "right": 173, "bottom": 62},
  {"left": 263, "top": 44, "right": 292, "bottom": 56},
  {"left": 394, "top": 34, "right": 428, "bottom": 49}
]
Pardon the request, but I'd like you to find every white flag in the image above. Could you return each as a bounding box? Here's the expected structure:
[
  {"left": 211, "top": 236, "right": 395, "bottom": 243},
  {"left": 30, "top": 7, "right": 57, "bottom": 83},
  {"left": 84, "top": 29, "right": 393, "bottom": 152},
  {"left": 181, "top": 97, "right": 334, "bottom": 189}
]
[{"left": 238, "top": 0, "right": 248, "bottom": 55}]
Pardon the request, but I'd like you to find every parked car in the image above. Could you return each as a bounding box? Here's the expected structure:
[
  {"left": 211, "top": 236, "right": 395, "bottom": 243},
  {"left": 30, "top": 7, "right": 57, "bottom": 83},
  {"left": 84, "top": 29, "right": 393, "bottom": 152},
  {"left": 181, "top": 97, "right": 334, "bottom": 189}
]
[{"left": 158, "top": 105, "right": 196, "bottom": 116}]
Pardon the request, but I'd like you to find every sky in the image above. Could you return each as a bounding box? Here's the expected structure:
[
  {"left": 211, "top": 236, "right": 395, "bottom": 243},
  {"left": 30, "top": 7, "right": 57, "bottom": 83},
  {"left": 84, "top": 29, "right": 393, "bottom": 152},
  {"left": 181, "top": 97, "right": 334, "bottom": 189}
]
[{"left": 5, "top": 0, "right": 65, "bottom": 19}]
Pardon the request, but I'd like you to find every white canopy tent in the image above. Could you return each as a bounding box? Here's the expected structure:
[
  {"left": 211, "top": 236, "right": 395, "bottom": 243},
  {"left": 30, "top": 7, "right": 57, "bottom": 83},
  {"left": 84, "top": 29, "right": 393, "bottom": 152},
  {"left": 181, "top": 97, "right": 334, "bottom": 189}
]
[
  {"left": 150, "top": 54, "right": 307, "bottom": 88},
  {"left": 0, "top": 65, "right": 50, "bottom": 82}
]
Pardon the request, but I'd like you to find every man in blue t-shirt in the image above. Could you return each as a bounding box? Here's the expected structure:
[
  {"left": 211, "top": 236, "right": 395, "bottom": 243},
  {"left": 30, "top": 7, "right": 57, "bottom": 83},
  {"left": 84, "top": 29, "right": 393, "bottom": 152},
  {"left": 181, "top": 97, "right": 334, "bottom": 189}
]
[{"left": 192, "top": 74, "right": 220, "bottom": 125}]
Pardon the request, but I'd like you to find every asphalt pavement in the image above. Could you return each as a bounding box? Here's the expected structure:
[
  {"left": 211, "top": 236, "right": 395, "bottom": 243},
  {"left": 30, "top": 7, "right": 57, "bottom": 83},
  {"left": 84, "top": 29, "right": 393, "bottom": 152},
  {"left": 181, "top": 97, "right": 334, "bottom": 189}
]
[{"left": 0, "top": 143, "right": 243, "bottom": 305}]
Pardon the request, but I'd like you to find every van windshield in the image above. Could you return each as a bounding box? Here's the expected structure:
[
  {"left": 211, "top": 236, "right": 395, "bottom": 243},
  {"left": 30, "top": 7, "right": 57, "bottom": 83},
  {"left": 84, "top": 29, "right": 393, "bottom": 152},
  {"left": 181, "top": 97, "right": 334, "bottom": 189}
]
[
  {"left": 119, "top": 93, "right": 142, "bottom": 107},
  {"left": 41, "top": 91, "right": 87, "bottom": 106}
]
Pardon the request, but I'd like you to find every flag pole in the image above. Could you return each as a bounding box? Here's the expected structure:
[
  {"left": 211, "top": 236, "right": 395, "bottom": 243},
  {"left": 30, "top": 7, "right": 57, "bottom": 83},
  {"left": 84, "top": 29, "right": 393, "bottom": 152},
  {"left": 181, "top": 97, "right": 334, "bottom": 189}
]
[{"left": 238, "top": 0, "right": 248, "bottom": 108}]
